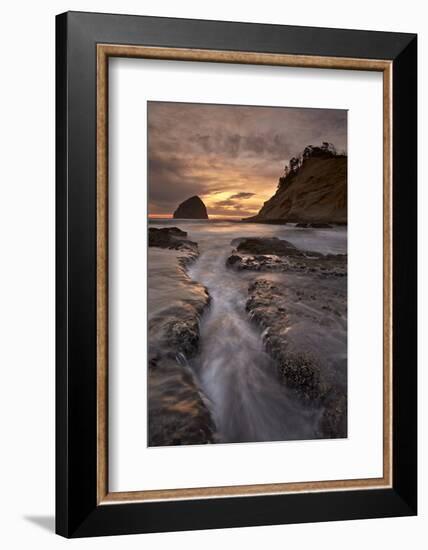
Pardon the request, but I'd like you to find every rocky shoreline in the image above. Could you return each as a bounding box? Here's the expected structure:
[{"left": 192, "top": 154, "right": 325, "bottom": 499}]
[
  {"left": 148, "top": 227, "right": 216, "bottom": 446},
  {"left": 148, "top": 227, "right": 347, "bottom": 444},
  {"left": 227, "top": 236, "right": 347, "bottom": 438},
  {"left": 227, "top": 237, "right": 347, "bottom": 278}
]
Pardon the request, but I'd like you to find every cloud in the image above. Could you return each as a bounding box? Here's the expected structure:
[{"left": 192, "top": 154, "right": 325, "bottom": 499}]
[
  {"left": 148, "top": 154, "right": 206, "bottom": 212},
  {"left": 214, "top": 199, "right": 237, "bottom": 207},
  {"left": 229, "top": 192, "right": 256, "bottom": 200},
  {"left": 147, "top": 101, "right": 347, "bottom": 216},
  {"left": 190, "top": 131, "right": 291, "bottom": 161}
]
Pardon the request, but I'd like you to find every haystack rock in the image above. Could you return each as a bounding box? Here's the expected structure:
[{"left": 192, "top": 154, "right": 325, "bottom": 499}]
[{"left": 173, "top": 196, "right": 208, "bottom": 219}]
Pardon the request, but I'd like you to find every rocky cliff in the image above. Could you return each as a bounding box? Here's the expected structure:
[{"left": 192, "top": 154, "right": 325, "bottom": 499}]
[
  {"left": 246, "top": 153, "right": 347, "bottom": 224},
  {"left": 173, "top": 195, "right": 208, "bottom": 219}
]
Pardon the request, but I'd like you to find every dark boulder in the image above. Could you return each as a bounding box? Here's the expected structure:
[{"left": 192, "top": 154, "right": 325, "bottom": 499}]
[
  {"left": 236, "top": 237, "right": 304, "bottom": 257},
  {"left": 296, "top": 222, "right": 333, "bottom": 228},
  {"left": 227, "top": 237, "right": 346, "bottom": 277},
  {"left": 148, "top": 227, "right": 197, "bottom": 253}
]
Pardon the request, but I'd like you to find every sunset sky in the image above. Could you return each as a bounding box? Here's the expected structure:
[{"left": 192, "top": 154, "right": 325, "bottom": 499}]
[{"left": 148, "top": 102, "right": 347, "bottom": 219}]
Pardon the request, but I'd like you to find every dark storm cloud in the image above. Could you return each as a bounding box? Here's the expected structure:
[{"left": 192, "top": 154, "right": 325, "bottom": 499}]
[
  {"left": 148, "top": 155, "right": 200, "bottom": 203},
  {"left": 214, "top": 198, "right": 238, "bottom": 207},
  {"left": 148, "top": 102, "right": 347, "bottom": 216},
  {"left": 191, "top": 131, "right": 291, "bottom": 160},
  {"left": 229, "top": 192, "right": 256, "bottom": 200}
]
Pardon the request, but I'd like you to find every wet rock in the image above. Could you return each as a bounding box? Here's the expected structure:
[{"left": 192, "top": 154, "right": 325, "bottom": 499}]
[
  {"left": 319, "top": 388, "right": 347, "bottom": 439},
  {"left": 246, "top": 280, "right": 322, "bottom": 401},
  {"left": 149, "top": 357, "right": 216, "bottom": 446},
  {"left": 226, "top": 254, "right": 242, "bottom": 267},
  {"left": 240, "top": 219, "right": 291, "bottom": 225},
  {"left": 227, "top": 237, "right": 346, "bottom": 278},
  {"left": 246, "top": 278, "right": 347, "bottom": 438},
  {"left": 148, "top": 233, "right": 216, "bottom": 446},
  {"left": 149, "top": 226, "right": 198, "bottom": 254},
  {"left": 296, "top": 222, "right": 333, "bottom": 228},
  {"left": 149, "top": 295, "right": 210, "bottom": 361},
  {"left": 236, "top": 237, "right": 304, "bottom": 257},
  {"left": 148, "top": 291, "right": 216, "bottom": 446}
]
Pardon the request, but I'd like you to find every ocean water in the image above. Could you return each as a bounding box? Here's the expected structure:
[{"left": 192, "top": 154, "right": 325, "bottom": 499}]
[{"left": 148, "top": 219, "right": 347, "bottom": 443}]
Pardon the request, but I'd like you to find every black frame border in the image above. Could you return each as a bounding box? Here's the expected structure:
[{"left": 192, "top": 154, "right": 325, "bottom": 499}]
[{"left": 56, "top": 11, "right": 417, "bottom": 538}]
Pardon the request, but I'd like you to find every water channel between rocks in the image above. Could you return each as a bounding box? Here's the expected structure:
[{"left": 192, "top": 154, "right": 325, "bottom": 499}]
[{"left": 149, "top": 219, "right": 347, "bottom": 444}]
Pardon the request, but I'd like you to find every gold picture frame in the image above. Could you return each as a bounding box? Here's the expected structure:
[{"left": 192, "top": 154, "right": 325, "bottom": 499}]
[{"left": 96, "top": 44, "right": 392, "bottom": 505}]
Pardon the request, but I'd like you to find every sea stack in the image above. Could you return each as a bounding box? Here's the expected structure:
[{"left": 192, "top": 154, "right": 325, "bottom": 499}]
[{"left": 173, "top": 195, "right": 208, "bottom": 219}]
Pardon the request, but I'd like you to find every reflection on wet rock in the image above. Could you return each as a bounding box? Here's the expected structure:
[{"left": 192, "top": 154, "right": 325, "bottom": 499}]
[{"left": 148, "top": 228, "right": 216, "bottom": 446}]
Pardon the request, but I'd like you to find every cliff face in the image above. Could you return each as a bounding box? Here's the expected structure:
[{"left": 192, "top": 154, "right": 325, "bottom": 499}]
[
  {"left": 173, "top": 195, "right": 208, "bottom": 219},
  {"left": 247, "top": 156, "right": 347, "bottom": 224}
]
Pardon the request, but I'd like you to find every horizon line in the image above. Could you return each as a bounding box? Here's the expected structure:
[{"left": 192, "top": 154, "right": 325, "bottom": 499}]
[{"left": 148, "top": 214, "right": 248, "bottom": 220}]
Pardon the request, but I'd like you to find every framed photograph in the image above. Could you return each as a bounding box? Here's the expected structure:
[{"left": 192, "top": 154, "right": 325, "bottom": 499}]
[{"left": 56, "top": 11, "right": 417, "bottom": 537}]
